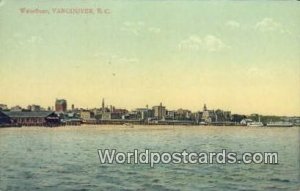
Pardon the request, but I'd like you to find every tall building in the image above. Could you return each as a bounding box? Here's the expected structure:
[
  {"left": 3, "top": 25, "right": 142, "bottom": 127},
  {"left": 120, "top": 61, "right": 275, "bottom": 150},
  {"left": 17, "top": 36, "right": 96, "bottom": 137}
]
[
  {"left": 100, "top": 98, "right": 111, "bottom": 120},
  {"left": 153, "top": 103, "right": 166, "bottom": 120},
  {"left": 202, "top": 104, "right": 215, "bottom": 123},
  {"left": 101, "top": 98, "right": 105, "bottom": 113},
  {"left": 55, "top": 99, "right": 67, "bottom": 112},
  {"left": 203, "top": 104, "right": 207, "bottom": 111}
]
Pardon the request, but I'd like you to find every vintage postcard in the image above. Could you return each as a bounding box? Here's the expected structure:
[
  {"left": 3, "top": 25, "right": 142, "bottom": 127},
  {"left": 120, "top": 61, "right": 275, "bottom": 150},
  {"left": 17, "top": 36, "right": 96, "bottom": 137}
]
[{"left": 0, "top": 0, "right": 299, "bottom": 190}]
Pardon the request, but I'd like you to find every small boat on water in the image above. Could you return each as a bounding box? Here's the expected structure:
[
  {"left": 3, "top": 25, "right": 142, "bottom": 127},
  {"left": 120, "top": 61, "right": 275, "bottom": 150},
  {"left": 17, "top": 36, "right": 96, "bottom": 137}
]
[
  {"left": 199, "top": 121, "right": 208, "bottom": 126},
  {"left": 266, "top": 121, "right": 293, "bottom": 127},
  {"left": 247, "top": 116, "right": 264, "bottom": 127},
  {"left": 247, "top": 121, "right": 264, "bottom": 127}
]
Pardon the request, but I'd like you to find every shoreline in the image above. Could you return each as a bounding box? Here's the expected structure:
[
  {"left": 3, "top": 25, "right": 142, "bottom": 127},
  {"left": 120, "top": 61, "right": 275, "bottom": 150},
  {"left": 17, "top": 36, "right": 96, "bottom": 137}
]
[{"left": 0, "top": 124, "right": 298, "bottom": 130}]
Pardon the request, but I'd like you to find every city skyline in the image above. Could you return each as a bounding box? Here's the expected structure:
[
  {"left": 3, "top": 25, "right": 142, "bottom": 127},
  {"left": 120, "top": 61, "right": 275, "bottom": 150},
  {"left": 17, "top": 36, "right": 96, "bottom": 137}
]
[
  {"left": 0, "top": 97, "right": 299, "bottom": 117},
  {"left": 0, "top": 1, "right": 299, "bottom": 116}
]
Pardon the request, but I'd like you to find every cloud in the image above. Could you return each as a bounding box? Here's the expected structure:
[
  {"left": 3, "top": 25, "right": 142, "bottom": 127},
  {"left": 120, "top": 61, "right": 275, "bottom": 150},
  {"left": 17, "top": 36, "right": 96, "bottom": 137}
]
[
  {"left": 121, "top": 21, "right": 161, "bottom": 36},
  {"left": 225, "top": 18, "right": 291, "bottom": 35},
  {"left": 223, "top": 18, "right": 292, "bottom": 35},
  {"left": 178, "top": 35, "right": 228, "bottom": 52},
  {"left": 204, "top": 35, "right": 229, "bottom": 51},
  {"left": 225, "top": 20, "right": 240, "bottom": 29},
  {"left": 255, "top": 18, "right": 282, "bottom": 32}
]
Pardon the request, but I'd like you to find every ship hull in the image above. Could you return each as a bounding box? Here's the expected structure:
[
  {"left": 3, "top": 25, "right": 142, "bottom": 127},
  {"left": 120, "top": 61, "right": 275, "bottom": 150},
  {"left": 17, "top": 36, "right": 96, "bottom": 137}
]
[{"left": 266, "top": 124, "right": 293, "bottom": 127}]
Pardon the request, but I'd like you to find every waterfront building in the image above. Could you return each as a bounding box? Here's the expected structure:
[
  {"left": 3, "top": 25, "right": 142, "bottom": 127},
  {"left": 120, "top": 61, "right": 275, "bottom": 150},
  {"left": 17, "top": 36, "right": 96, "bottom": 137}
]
[
  {"left": 102, "top": 112, "right": 111, "bottom": 120},
  {"left": 91, "top": 108, "right": 102, "bottom": 120},
  {"left": 166, "top": 110, "right": 176, "bottom": 120},
  {"left": 153, "top": 103, "right": 166, "bottom": 120},
  {"left": 201, "top": 104, "right": 216, "bottom": 123},
  {"left": 175, "top": 109, "right": 192, "bottom": 120},
  {"left": 80, "top": 110, "right": 95, "bottom": 122},
  {"left": 55, "top": 99, "right": 67, "bottom": 112},
  {"left": 231, "top": 114, "right": 247, "bottom": 123},
  {"left": 0, "top": 111, "right": 11, "bottom": 125},
  {"left": 122, "top": 111, "right": 139, "bottom": 120},
  {"left": 100, "top": 98, "right": 112, "bottom": 120},
  {"left": 240, "top": 118, "right": 253, "bottom": 125},
  {"left": 201, "top": 104, "right": 231, "bottom": 123},
  {"left": 111, "top": 109, "right": 128, "bottom": 119},
  {"left": 214, "top": 109, "right": 231, "bottom": 122},
  {"left": 60, "top": 112, "right": 81, "bottom": 125},
  {"left": 190, "top": 112, "right": 203, "bottom": 124},
  {"left": 3, "top": 111, "right": 60, "bottom": 126},
  {"left": 62, "top": 117, "right": 81, "bottom": 126},
  {"left": 134, "top": 108, "right": 153, "bottom": 121}
]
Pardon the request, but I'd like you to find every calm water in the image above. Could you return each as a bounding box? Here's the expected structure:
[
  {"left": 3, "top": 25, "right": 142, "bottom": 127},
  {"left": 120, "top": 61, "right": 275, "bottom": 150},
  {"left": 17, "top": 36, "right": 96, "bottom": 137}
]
[{"left": 0, "top": 126, "right": 299, "bottom": 191}]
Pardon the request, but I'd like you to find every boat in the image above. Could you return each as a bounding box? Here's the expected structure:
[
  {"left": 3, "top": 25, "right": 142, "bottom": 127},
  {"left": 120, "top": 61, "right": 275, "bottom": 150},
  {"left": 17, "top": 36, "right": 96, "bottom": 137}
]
[
  {"left": 247, "top": 121, "right": 264, "bottom": 127},
  {"left": 266, "top": 121, "right": 293, "bottom": 127},
  {"left": 247, "top": 116, "right": 264, "bottom": 127},
  {"left": 199, "top": 121, "right": 208, "bottom": 126}
]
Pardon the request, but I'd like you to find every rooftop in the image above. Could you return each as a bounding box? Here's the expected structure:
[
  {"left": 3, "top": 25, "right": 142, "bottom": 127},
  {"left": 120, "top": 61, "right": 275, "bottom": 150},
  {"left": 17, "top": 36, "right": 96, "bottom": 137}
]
[{"left": 3, "top": 111, "right": 55, "bottom": 118}]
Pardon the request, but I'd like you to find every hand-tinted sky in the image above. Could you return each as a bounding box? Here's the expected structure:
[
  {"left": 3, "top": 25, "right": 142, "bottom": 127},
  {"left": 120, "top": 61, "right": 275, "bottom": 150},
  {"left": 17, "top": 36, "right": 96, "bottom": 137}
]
[{"left": 0, "top": 1, "right": 299, "bottom": 115}]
